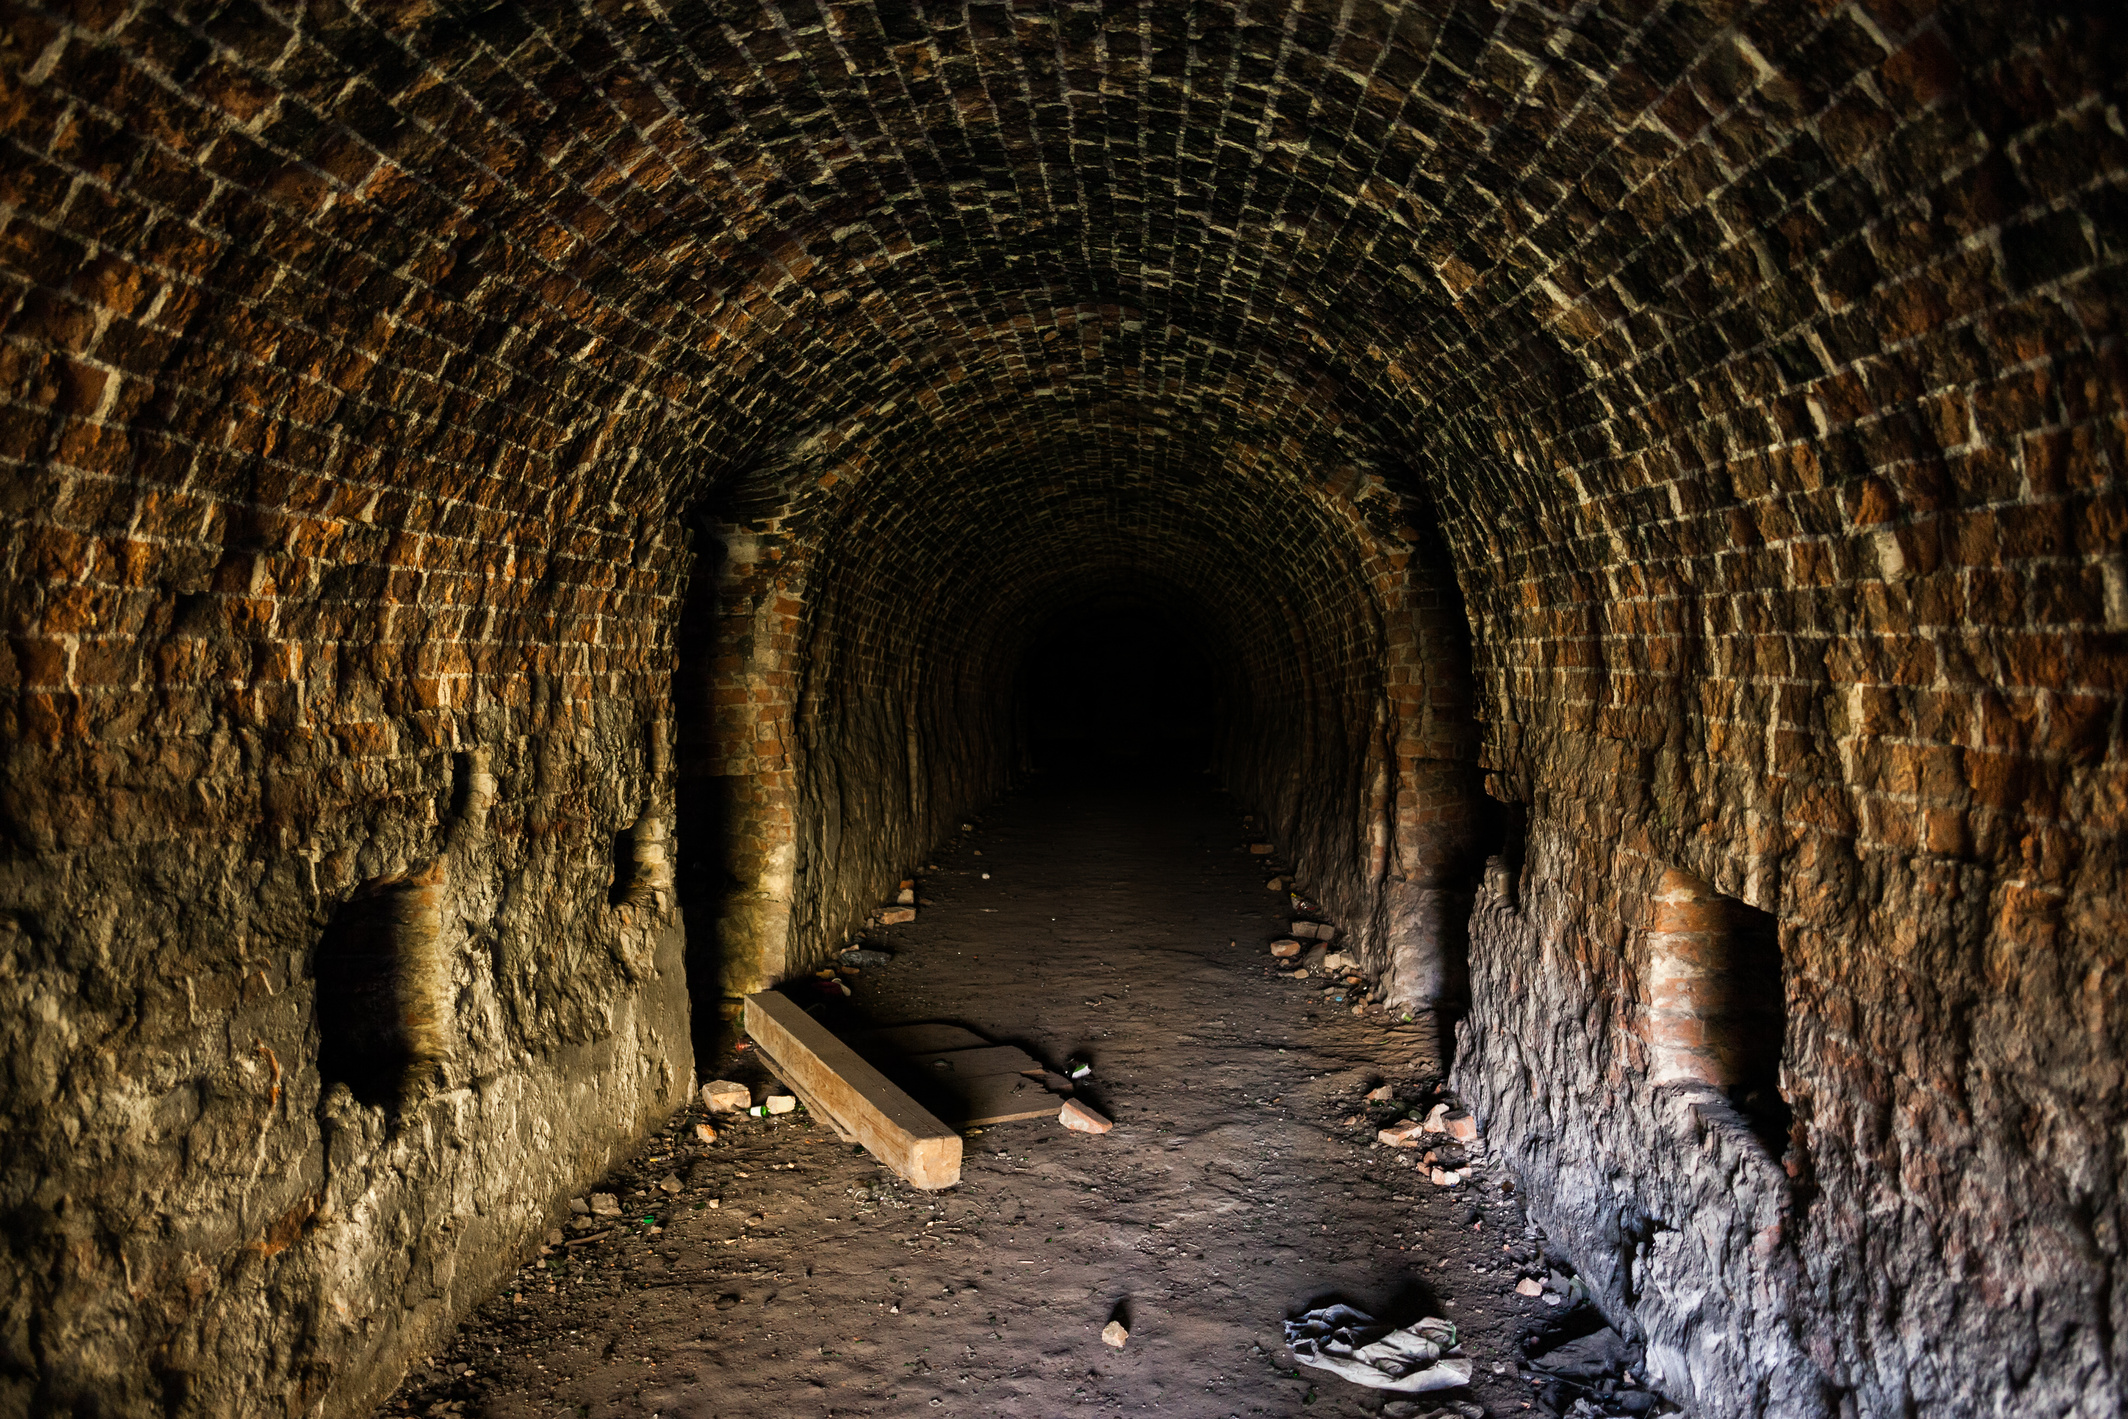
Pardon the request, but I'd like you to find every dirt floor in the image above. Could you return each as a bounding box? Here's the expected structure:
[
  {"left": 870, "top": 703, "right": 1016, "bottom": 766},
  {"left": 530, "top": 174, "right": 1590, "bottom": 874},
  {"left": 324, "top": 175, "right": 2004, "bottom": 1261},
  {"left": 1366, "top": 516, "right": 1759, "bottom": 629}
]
[{"left": 379, "top": 764, "right": 1652, "bottom": 1419}]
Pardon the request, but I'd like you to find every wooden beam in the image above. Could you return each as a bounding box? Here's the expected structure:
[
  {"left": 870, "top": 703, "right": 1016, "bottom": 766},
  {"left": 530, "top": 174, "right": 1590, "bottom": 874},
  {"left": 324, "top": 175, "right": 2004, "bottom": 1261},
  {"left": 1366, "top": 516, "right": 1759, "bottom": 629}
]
[
  {"left": 743, "top": 991, "right": 962, "bottom": 1189},
  {"left": 908, "top": 1045, "right": 1043, "bottom": 1077}
]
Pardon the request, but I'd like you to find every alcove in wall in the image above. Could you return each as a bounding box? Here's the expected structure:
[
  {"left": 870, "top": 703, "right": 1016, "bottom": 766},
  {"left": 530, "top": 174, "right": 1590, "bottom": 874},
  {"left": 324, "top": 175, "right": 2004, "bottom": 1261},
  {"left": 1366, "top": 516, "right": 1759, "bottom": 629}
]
[
  {"left": 313, "top": 872, "right": 447, "bottom": 1116},
  {"left": 1644, "top": 868, "right": 1792, "bottom": 1156}
]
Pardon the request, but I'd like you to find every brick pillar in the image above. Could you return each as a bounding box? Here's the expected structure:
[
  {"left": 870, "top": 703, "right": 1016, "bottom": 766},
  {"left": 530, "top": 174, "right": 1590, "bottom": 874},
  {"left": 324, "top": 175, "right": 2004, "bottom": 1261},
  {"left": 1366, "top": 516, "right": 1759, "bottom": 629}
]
[
  {"left": 1644, "top": 868, "right": 1733, "bottom": 1089},
  {"left": 676, "top": 526, "right": 806, "bottom": 1019},
  {"left": 1381, "top": 561, "right": 1484, "bottom": 1011}
]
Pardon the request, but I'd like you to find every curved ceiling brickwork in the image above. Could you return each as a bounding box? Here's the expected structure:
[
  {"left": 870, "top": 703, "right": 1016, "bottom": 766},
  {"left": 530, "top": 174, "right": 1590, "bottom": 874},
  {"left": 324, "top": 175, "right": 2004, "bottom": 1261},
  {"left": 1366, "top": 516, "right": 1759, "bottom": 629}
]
[{"left": 3, "top": 2, "right": 2123, "bottom": 1417}]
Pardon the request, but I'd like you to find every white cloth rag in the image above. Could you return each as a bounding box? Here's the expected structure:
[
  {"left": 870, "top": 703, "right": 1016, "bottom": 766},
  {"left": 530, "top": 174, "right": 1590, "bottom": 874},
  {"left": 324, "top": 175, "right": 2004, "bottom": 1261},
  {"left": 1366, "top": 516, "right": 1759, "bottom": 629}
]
[{"left": 1283, "top": 1303, "right": 1473, "bottom": 1393}]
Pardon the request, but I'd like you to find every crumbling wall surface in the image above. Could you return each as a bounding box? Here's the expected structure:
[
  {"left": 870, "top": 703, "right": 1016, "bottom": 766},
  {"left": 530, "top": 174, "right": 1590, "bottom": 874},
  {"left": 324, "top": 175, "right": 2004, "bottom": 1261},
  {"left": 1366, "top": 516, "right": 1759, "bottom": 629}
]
[
  {"left": 0, "top": 678, "right": 695, "bottom": 1417},
  {"left": 0, "top": 0, "right": 711, "bottom": 1398},
  {"left": 1461, "top": 780, "right": 2124, "bottom": 1419},
  {"left": 1456, "top": 816, "right": 1815, "bottom": 1415},
  {"left": 1422, "top": 2, "right": 2128, "bottom": 1414}
]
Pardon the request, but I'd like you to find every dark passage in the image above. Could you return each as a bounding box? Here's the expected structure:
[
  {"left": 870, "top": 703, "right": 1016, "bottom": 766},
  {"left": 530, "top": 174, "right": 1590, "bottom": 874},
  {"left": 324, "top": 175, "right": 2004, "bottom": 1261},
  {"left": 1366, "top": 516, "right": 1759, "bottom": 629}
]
[{"left": 1018, "top": 601, "right": 1221, "bottom": 771}]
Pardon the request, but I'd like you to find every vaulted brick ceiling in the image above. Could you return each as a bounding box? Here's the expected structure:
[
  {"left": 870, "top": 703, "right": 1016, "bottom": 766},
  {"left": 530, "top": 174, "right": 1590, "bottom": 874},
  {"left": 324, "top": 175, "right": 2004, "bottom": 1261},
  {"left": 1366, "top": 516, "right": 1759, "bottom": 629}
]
[
  {"left": 15, "top": 0, "right": 2108, "bottom": 790},
  {"left": 24, "top": 0, "right": 2090, "bottom": 552}
]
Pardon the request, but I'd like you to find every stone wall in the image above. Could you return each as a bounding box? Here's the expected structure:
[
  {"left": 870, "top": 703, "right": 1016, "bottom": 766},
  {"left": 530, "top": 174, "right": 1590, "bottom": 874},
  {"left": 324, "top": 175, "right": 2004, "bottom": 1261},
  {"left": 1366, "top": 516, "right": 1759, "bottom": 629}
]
[{"left": 1431, "top": 3, "right": 2127, "bottom": 1414}]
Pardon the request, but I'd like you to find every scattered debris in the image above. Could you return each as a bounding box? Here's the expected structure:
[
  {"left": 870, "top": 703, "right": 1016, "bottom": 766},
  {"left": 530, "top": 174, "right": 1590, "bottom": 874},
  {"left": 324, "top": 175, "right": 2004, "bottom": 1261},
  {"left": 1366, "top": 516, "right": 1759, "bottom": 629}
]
[
  {"left": 1366, "top": 1084, "right": 1395, "bottom": 1102},
  {"left": 841, "top": 947, "right": 893, "bottom": 966},
  {"left": 1101, "top": 1320, "right": 1129, "bottom": 1348},
  {"left": 1516, "top": 1277, "right": 1545, "bottom": 1297},
  {"left": 1249, "top": 842, "right": 1273, "bottom": 854},
  {"left": 657, "top": 1173, "right": 682, "bottom": 1194},
  {"left": 1065, "top": 1055, "right": 1092, "bottom": 1079},
  {"left": 764, "top": 1093, "right": 797, "bottom": 1115},
  {"left": 588, "top": 1193, "right": 620, "bottom": 1217},
  {"left": 1379, "top": 1120, "right": 1425, "bottom": 1148},
  {"left": 1284, "top": 1304, "right": 1472, "bottom": 1393},
  {"left": 1266, "top": 876, "right": 1286, "bottom": 891},
  {"left": 879, "top": 906, "right": 917, "bottom": 925},
  {"left": 1059, "top": 1100, "right": 1113, "bottom": 1134},
  {"left": 896, "top": 881, "right": 917, "bottom": 905},
  {"left": 693, "top": 1122, "right": 718, "bottom": 1144},
  {"left": 1270, "top": 938, "right": 1302, "bottom": 958}
]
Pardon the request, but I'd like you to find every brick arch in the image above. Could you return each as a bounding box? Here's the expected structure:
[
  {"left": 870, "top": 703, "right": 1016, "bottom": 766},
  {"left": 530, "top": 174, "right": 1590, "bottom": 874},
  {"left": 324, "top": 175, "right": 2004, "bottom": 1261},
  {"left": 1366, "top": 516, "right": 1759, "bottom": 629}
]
[{"left": 688, "top": 418, "right": 1487, "bottom": 1014}]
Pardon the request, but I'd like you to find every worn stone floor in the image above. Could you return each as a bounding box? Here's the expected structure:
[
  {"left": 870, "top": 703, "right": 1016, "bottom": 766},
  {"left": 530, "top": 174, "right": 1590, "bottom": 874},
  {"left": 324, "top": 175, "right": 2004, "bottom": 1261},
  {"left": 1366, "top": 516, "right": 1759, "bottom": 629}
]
[{"left": 379, "top": 760, "right": 1617, "bottom": 1418}]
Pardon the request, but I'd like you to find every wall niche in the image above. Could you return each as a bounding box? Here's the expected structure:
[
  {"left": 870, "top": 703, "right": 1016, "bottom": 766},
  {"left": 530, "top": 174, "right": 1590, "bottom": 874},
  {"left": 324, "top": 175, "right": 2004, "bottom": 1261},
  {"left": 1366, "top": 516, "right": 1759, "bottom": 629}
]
[
  {"left": 1643, "top": 867, "right": 1791, "bottom": 1157},
  {"left": 314, "top": 867, "right": 449, "bottom": 1116}
]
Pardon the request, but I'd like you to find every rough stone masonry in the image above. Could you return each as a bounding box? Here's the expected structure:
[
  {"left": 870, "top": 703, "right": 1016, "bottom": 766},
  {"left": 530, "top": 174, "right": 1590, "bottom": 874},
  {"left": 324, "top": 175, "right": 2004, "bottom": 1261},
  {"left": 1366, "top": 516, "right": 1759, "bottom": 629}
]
[{"left": 0, "top": 2, "right": 2122, "bottom": 1417}]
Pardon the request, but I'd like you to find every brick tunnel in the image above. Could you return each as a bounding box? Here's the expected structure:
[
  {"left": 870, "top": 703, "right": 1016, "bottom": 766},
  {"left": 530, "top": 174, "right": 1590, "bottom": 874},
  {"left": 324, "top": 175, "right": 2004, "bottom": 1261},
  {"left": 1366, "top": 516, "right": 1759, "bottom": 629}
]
[{"left": 0, "top": 2, "right": 2122, "bottom": 1417}]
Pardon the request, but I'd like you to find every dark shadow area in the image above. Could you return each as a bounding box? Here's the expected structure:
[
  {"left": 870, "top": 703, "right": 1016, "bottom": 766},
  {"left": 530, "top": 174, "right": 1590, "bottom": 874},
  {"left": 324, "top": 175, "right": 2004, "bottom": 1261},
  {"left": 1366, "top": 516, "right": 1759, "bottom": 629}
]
[
  {"left": 1722, "top": 898, "right": 1792, "bottom": 1156},
  {"left": 1016, "top": 599, "right": 1221, "bottom": 773},
  {"left": 313, "top": 886, "right": 417, "bottom": 1112},
  {"left": 672, "top": 534, "right": 738, "bottom": 1063}
]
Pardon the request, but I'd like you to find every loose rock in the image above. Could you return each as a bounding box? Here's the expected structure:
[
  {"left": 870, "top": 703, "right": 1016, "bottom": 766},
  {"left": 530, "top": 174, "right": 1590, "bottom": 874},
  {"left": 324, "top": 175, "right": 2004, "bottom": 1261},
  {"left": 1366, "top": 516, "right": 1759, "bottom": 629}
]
[
  {"left": 1101, "top": 1320, "right": 1129, "bottom": 1348},
  {"left": 765, "top": 1093, "right": 797, "bottom": 1115},
  {"left": 1269, "top": 938, "right": 1302, "bottom": 958},
  {"left": 589, "top": 1193, "right": 620, "bottom": 1216},
  {"left": 702, "top": 1080, "right": 751, "bottom": 1114},
  {"left": 1059, "top": 1100, "right": 1113, "bottom": 1134}
]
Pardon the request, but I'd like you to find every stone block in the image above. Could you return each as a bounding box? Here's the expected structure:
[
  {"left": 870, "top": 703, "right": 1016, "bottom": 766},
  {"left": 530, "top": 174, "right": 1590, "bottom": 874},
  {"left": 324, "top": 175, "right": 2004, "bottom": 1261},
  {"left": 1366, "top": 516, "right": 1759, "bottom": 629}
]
[{"left": 702, "top": 1080, "right": 750, "bottom": 1114}]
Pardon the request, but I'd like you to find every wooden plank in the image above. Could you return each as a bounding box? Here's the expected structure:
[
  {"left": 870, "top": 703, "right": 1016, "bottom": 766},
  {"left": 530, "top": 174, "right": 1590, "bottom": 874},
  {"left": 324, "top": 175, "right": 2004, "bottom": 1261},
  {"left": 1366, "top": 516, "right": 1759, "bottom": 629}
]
[
  {"left": 909, "top": 1045, "right": 1043, "bottom": 1077},
  {"left": 953, "top": 1071, "right": 1066, "bottom": 1126},
  {"left": 744, "top": 992, "right": 962, "bottom": 1189},
  {"left": 851, "top": 1023, "right": 991, "bottom": 1055},
  {"left": 757, "top": 1052, "right": 859, "bottom": 1143}
]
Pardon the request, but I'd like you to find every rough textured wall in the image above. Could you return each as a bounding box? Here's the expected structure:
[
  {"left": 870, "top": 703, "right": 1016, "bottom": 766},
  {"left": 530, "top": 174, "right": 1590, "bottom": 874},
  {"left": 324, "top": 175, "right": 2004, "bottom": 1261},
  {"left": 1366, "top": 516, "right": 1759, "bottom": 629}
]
[
  {"left": 0, "top": 0, "right": 707, "bottom": 1407},
  {"left": 1432, "top": 4, "right": 2128, "bottom": 1417}
]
